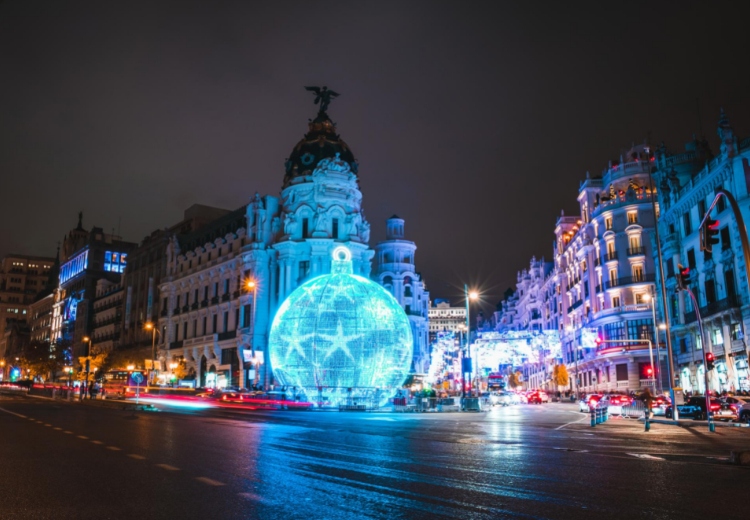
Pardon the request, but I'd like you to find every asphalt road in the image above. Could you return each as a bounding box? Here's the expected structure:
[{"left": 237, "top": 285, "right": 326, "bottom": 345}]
[{"left": 1, "top": 394, "right": 749, "bottom": 520}]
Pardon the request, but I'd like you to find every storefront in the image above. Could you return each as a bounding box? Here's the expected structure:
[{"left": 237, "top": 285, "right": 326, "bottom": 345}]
[
  {"left": 680, "top": 365, "right": 693, "bottom": 393},
  {"left": 735, "top": 354, "right": 749, "bottom": 392}
]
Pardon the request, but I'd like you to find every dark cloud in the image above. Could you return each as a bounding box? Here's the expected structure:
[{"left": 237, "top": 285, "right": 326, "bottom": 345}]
[{"left": 1, "top": 1, "right": 749, "bottom": 313}]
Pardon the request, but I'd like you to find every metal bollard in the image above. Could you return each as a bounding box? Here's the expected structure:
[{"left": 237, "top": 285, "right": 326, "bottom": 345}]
[
  {"left": 590, "top": 407, "right": 596, "bottom": 427},
  {"left": 645, "top": 410, "right": 650, "bottom": 432}
]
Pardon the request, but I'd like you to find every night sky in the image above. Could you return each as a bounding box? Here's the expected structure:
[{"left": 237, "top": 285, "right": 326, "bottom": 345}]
[{"left": 2, "top": 1, "right": 750, "bottom": 312}]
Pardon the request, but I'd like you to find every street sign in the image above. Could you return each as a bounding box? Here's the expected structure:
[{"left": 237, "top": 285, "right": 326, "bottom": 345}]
[{"left": 132, "top": 372, "right": 144, "bottom": 384}]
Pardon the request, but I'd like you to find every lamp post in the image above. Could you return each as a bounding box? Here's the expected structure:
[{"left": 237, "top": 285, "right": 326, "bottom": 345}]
[
  {"left": 82, "top": 336, "right": 92, "bottom": 398},
  {"left": 643, "top": 292, "right": 662, "bottom": 394},
  {"left": 144, "top": 322, "right": 161, "bottom": 386},
  {"left": 464, "top": 286, "right": 479, "bottom": 398},
  {"left": 245, "top": 278, "right": 260, "bottom": 389}
]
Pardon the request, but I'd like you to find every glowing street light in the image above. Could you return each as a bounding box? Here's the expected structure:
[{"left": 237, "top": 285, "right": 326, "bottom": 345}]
[
  {"left": 82, "top": 335, "right": 92, "bottom": 397},
  {"left": 245, "top": 277, "right": 260, "bottom": 389},
  {"left": 464, "top": 285, "right": 480, "bottom": 402},
  {"left": 145, "top": 322, "right": 161, "bottom": 385}
]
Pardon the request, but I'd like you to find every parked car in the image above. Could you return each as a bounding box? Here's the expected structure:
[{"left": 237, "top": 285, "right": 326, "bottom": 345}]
[
  {"left": 599, "top": 394, "right": 633, "bottom": 415},
  {"left": 578, "top": 394, "right": 603, "bottom": 412},
  {"left": 651, "top": 395, "right": 671, "bottom": 416},
  {"left": 722, "top": 396, "right": 750, "bottom": 423},
  {"left": 665, "top": 396, "right": 728, "bottom": 420}
]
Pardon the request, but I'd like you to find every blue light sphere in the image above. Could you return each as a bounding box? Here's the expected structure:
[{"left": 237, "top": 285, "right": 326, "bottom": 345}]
[{"left": 269, "top": 246, "right": 413, "bottom": 408}]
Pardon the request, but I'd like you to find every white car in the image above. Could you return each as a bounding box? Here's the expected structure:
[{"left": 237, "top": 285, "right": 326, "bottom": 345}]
[{"left": 724, "top": 396, "right": 750, "bottom": 423}]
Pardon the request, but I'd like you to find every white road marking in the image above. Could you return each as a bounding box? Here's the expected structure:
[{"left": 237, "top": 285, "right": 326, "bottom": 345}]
[
  {"left": 53, "top": 427, "right": 62, "bottom": 431},
  {"left": 90, "top": 440, "right": 104, "bottom": 445},
  {"left": 0, "top": 407, "right": 33, "bottom": 420},
  {"left": 196, "top": 477, "right": 225, "bottom": 486},
  {"left": 555, "top": 415, "right": 589, "bottom": 430},
  {"left": 128, "top": 454, "right": 146, "bottom": 460},
  {"left": 628, "top": 453, "right": 665, "bottom": 461},
  {"left": 106, "top": 446, "right": 122, "bottom": 451},
  {"left": 155, "top": 464, "right": 180, "bottom": 471},
  {"left": 64, "top": 431, "right": 73, "bottom": 434},
  {"left": 44, "top": 424, "right": 52, "bottom": 427},
  {"left": 77, "top": 435, "right": 89, "bottom": 440}
]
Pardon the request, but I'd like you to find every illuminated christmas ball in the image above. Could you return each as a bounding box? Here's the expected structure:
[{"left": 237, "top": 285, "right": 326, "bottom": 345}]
[{"left": 269, "top": 246, "right": 413, "bottom": 408}]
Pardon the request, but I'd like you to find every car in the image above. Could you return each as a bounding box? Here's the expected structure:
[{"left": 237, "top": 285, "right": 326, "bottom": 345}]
[
  {"left": 665, "top": 396, "right": 727, "bottom": 420},
  {"left": 723, "top": 396, "right": 750, "bottom": 423},
  {"left": 527, "top": 391, "right": 549, "bottom": 404},
  {"left": 579, "top": 394, "right": 603, "bottom": 412},
  {"left": 651, "top": 395, "right": 671, "bottom": 416},
  {"left": 599, "top": 394, "right": 633, "bottom": 415}
]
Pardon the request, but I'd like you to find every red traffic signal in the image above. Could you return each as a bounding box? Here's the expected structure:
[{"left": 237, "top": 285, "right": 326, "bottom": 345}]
[
  {"left": 705, "top": 352, "right": 716, "bottom": 371},
  {"left": 646, "top": 366, "right": 653, "bottom": 377},
  {"left": 676, "top": 264, "right": 690, "bottom": 291},
  {"left": 700, "top": 218, "right": 720, "bottom": 253},
  {"left": 595, "top": 336, "right": 603, "bottom": 345}
]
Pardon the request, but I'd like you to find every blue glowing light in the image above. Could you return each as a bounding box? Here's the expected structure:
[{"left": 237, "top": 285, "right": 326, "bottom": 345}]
[
  {"left": 59, "top": 249, "right": 89, "bottom": 285},
  {"left": 269, "top": 246, "right": 413, "bottom": 408}
]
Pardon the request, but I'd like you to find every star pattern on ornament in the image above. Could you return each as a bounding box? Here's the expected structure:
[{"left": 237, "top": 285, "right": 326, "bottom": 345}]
[
  {"left": 279, "top": 330, "right": 316, "bottom": 365},
  {"left": 316, "top": 320, "right": 362, "bottom": 362}
]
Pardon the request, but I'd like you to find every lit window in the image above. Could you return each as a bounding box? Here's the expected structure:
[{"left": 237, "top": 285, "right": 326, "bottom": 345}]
[{"left": 627, "top": 211, "right": 638, "bottom": 224}]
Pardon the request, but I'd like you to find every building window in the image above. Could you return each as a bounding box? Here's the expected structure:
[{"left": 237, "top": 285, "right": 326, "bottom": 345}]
[
  {"left": 203, "top": 316, "right": 207, "bottom": 335},
  {"left": 632, "top": 265, "right": 644, "bottom": 282},
  {"left": 627, "top": 211, "right": 638, "bottom": 224},
  {"left": 695, "top": 334, "right": 702, "bottom": 350},
  {"left": 302, "top": 218, "right": 309, "bottom": 238},
  {"left": 212, "top": 314, "right": 218, "bottom": 333},
  {"left": 605, "top": 217, "right": 613, "bottom": 231},
  {"left": 183, "top": 321, "right": 188, "bottom": 339},
  {"left": 635, "top": 293, "right": 644, "bottom": 304},
  {"left": 332, "top": 218, "right": 339, "bottom": 239},
  {"left": 680, "top": 337, "right": 688, "bottom": 354},
  {"left": 731, "top": 323, "right": 743, "bottom": 341},
  {"left": 720, "top": 226, "right": 731, "bottom": 251},
  {"left": 712, "top": 328, "right": 723, "bottom": 345},
  {"left": 223, "top": 312, "right": 229, "bottom": 332},
  {"left": 683, "top": 212, "right": 692, "bottom": 236},
  {"left": 612, "top": 295, "right": 621, "bottom": 308},
  {"left": 687, "top": 248, "right": 696, "bottom": 269},
  {"left": 224, "top": 279, "right": 229, "bottom": 294}
]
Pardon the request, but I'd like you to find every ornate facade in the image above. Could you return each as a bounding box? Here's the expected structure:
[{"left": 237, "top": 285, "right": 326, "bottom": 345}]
[
  {"left": 654, "top": 111, "right": 750, "bottom": 393},
  {"left": 374, "top": 216, "right": 430, "bottom": 374}
]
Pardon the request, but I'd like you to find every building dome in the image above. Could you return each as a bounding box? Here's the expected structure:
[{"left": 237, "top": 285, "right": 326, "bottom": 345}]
[
  {"left": 269, "top": 246, "right": 413, "bottom": 408},
  {"left": 283, "top": 111, "right": 358, "bottom": 189}
]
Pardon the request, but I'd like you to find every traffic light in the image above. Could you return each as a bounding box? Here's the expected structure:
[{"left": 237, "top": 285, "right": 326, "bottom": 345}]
[
  {"left": 645, "top": 366, "right": 653, "bottom": 378},
  {"left": 700, "top": 218, "right": 720, "bottom": 253},
  {"left": 676, "top": 264, "right": 690, "bottom": 291},
  {"left": 705, "top": 352, "right": 715, "bottom": 371}
]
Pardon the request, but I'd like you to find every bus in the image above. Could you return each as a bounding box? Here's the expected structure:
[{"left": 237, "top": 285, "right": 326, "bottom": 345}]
[{"left": 487, "top": 372, "right": 506, "bottom": 390}]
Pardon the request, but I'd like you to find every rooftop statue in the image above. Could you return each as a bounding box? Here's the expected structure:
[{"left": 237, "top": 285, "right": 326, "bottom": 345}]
[{"left": 304, "top": 85, "right": 340, "bottom": 113}]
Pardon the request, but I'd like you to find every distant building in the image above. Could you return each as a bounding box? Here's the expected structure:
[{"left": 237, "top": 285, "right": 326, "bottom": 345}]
[
  {"left": 50, "top": 213, "right": 137, "bottom": 365},
  {"left": 0, "top": 254, "right": 55, "bottom": 339},
  {"left": 374, "top": 216, "right": 430, "bottom": 373},
  {"left": 428, "top": 300, "right": 467, "bottom": 343}
]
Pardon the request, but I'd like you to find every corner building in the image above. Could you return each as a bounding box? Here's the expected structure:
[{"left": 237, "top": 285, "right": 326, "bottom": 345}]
[{"left": 158, "top": 106, "right": 377, "bottom": 389}]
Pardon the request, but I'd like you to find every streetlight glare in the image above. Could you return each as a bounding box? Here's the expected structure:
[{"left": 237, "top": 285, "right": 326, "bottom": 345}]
[
  {"left": 246, "top": 279, "right": 256, "bottom": 290},
  {"left": 82, "top": 336, "right": 90, "bottom": 342},
  {"left": 658, "top": 323, "right": 667, "bottom": 330},
  {"left": 468, "top": 291, "right": 479, "bottom": 300},
  {"left": 144, "top": 322, "right": 154, "bottom": 330},
  {"left": 643, "top": 293, "right": 651, "bottom": 301}
]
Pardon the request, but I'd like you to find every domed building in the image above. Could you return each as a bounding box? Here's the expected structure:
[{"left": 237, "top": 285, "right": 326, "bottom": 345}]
[
  {"left": 269, "top": 246, "right": 413, "bottom": 408},
  {"left": 157, "top": 88, "right": 427, "bottom": 395}
]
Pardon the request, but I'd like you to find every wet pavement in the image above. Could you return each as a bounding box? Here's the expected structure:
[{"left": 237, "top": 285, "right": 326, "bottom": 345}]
[{"left": 1, "top": 394, "right": 749, "bottom": 519}]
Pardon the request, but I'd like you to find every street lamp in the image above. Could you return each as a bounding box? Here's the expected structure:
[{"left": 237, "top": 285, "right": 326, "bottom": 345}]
[
  {"left": 82, "top": 336, "right": 92, "bottom": 398},
  {"left": 464, "top": 285, "right": 479, "bottom": 399},
  {"left": 144, "top": 322, "right": 161, "bottom": 385},
  {"left": 643, "top": 293, "right": 661, "bottom": 394},
  {"left": 245, "top": 278, "right": 259, "bottom": 389}
]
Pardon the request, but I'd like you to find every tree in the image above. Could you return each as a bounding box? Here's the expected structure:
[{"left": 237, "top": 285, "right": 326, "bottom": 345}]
[
  {"left": 552, "top": 364, "right": 569, "bottom": 388},
  {"left": 507, "top": 371, "right": 522, "bottom": 389}
]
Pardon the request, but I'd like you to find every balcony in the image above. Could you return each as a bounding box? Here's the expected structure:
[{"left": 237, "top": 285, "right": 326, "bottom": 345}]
[
  {"left": 173, "top": 307, "right": 181, "bottom": 315},
  {"left": 217, "top": 330, "right": 237, "bottom": 341},
  {"left": 191, "top": 302, "right": 199, "bottom": 310},
  {"left": 201, "top": 299, "right": 208, "bottom": 308},
  {"left": 604, "top": 274, "right": 655, "bottom": 289},
  {"left": 685, "top": 295, "right": 741, "bottom": 324},
  {"left": 594, "top": 257, "right": 601, "bottom": 267},
  {"left": 605, "top": 252, "right": 618, "bottom": 262},
  {"left": 221, "top": 294, "right": 230, "bottom": 302},
  {"left": 160, "top": 309, "right": 168, "bottom": 317},
  {"left": 593, "top": 303, "right": 650, "bottom": 320},
  {"left": 182, "top": 305, "right": 189, "bottom": 313},
  {"left": 169, "top": 340, "right": 184, "bottom": 350},
  {"left": 595, "top": 284, "right": 602, "bottom": 293},
  {"left": 627, "top": 246, "right": 646, "bottom": 257},
  {"left": 211, "top": 296, "right": 219, "bottom": 304},
  {"left": 566, "top": 300, "right": 583, "bottom": 314},
  {"left": 233, "top": 290, "right": 240, "bottom": 299}
]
